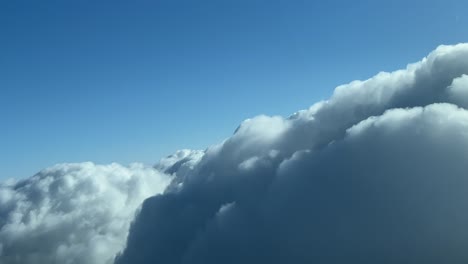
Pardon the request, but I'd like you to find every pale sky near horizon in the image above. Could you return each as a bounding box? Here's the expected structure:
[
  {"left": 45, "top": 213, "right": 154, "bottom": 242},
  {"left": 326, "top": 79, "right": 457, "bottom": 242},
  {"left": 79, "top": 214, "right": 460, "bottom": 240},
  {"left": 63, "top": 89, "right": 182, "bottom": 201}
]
[{"left": 1, "top": 0, "right": 467, "bottom": 179}]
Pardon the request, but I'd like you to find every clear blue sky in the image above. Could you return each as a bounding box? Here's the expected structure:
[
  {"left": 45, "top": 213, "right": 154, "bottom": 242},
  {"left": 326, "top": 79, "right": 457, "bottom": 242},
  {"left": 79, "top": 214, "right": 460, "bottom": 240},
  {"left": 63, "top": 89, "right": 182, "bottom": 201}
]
[{"left": 1, "top": 0, "right": 467, "bottom": 179}]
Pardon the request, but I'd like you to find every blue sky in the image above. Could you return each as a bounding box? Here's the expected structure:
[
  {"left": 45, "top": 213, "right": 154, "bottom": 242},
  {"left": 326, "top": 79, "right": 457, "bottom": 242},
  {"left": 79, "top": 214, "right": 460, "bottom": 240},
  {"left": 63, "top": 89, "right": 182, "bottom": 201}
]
[{"left": 1, "top": 0, "right": 467, "bottom": 179}]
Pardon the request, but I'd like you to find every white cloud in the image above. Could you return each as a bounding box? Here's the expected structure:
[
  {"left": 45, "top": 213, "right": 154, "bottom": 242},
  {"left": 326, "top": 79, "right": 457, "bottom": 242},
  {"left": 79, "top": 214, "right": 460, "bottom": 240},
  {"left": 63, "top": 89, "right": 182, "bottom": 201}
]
[
  {"left": 448, "top": 74, "right": 468, "bottom": 107},
  {"left": 0, "top": 162, "right": 171, "bottom": 264}
]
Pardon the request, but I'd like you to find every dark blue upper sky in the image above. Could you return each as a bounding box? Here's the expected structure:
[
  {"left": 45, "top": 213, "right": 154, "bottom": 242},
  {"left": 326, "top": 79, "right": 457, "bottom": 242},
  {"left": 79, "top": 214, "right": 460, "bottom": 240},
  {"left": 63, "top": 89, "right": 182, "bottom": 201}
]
[{"left": 1, "top": 0, "right": 467, "bottom": 179}]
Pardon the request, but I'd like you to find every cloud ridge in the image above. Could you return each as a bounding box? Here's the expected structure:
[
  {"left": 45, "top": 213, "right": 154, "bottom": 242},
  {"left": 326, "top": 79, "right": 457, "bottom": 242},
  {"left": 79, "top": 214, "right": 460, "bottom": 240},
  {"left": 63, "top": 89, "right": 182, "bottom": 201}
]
[{"left": 116, "top": 43, "right": 468, "bottom": 264}]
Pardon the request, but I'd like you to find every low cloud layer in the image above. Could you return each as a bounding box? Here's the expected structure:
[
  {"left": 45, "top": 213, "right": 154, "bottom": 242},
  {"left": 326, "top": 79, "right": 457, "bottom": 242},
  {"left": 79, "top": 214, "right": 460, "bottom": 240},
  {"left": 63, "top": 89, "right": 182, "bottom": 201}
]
[
  {"left": 0, "top": 163, "right": 171, "bottom": 264},
  {"left": 2, "top": 44, "right": 468, "bottom": 264},
  {"left": 115, "top": 44, "right": 468, "bottom": 263}
]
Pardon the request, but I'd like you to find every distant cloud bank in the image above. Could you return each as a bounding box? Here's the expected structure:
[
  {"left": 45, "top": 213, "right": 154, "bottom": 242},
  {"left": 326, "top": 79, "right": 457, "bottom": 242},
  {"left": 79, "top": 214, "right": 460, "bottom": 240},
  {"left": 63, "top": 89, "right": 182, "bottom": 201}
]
[{"left": 2, "top": 44, "right": 468, "bottom": 263}]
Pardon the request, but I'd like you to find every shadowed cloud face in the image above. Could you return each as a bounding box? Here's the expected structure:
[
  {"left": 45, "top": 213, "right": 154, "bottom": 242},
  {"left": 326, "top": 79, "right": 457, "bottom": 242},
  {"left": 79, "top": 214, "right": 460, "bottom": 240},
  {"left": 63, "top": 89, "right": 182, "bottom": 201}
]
[{"left": 115, "top": 44, "right": 468, "bottom": 264}]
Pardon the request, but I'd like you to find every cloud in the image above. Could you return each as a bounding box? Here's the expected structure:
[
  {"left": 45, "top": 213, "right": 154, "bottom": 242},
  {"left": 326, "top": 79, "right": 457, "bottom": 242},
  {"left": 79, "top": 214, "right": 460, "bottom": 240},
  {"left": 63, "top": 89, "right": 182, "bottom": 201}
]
[
  {"left": 0, "top": 162, "right": 171, "bottom": 264},
  {"left": 448, "top": 74, "right": 468, "bottom": 107},
  {"left": 115, "top": 43, "right": 468, "bottom": 264},
  {"left": 2, "top": 44, "right": 468, "bottom": 264}
]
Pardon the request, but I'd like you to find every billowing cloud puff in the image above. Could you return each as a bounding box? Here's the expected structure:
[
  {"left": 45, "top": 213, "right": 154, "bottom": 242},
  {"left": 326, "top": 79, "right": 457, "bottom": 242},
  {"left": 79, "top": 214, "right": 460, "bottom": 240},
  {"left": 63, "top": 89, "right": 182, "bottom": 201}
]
[
  {"left": 154, "top": 149, "right": 204, "bottom": 175},
  {"left": 115, "top": 44, "right": 468, "bottom": 264},
  {"left": 0, "top": 162, "right": 171, "bottom": 264}
]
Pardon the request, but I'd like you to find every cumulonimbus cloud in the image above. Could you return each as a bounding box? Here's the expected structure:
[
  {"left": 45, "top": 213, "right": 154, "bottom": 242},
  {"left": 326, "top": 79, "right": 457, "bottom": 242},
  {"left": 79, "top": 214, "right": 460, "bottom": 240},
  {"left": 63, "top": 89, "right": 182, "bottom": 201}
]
[
  {"left": 2, "top": 44, "right": 468, "bottom": 264},
  {"left": 115, "top": 44, "right": 468, "bottom": 264}
]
